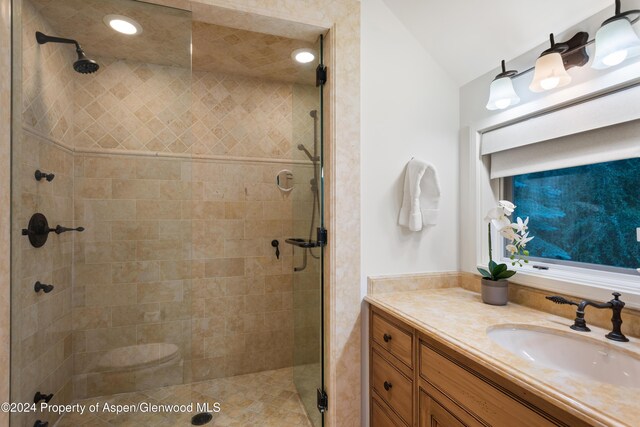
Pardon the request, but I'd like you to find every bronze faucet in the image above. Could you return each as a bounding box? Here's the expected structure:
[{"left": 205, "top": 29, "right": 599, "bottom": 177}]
[{"left": 545, "top": 292, "right": 629, "bottom": 342}]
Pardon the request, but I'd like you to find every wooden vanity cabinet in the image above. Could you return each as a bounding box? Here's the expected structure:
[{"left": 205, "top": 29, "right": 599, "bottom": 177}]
[{"left": 369, "top": 306, "right": 592, "bottom": 427}]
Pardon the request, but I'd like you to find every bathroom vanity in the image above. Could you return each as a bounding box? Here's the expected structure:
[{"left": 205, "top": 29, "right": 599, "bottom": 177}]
[{"left": 366, "top": 288, "right": 640, "bottom": 427}]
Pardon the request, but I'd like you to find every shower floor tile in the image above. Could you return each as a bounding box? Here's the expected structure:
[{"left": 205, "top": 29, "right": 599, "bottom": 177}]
[{"left": 56, "top": 367, "right": 313, "bottom": 427}]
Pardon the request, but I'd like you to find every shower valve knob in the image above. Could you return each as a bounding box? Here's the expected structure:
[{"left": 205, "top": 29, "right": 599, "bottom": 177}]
[
  {"left": 33, "top": 391, "right": 53, "bottom": 404},
  {"left": 34, "top": 282, "right": 54, "bottom": 294},
  {"left": 34, "top": 170, "right": 55, "bottom": 182}
]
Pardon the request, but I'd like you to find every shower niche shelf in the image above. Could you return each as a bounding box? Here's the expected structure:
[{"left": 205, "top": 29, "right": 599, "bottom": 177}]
[{"left": 22, "top": 213, "right": 84, "bottom": 248}]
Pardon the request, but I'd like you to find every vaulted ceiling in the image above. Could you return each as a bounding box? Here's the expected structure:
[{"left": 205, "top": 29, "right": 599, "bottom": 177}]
[{"left": 383, "top": 0, "right": 614, "bottom": 86}]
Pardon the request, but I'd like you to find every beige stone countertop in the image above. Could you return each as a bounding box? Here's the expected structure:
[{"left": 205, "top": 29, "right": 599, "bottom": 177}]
[{"left": 365, "top": 288, "right": 640, "bottom": 427}]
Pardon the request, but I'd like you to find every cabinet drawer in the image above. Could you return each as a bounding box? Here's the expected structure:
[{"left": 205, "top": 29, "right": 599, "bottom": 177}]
[
  {"left": 372, "top": 395, "right": 404, "bottom": 427},
  {"left": 372, "top": 349, "right": 413, "bottom": 426},
  {"left": 372, "top": 312, "right": 413, "bottom": 368},
  {"left": 419, "top": 388, "right": 479, "bottom": 427},
  {"left": 420, "top": 342, "right": 558, "bottom": 427}
]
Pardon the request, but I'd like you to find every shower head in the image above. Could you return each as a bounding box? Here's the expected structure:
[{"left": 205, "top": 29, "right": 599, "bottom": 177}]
[
  {"left": 35, "top": 31, "right": 99, "bottom": 74},
  {"left": 309, "top": 110, "right": 318, "bottom": 118},
  {"left": 74, "top": 49, "right": 99, "bottom": 74}
]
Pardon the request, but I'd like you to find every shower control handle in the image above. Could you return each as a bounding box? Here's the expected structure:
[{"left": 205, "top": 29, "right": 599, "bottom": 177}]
[
  {"left": 33, "top": 391, "right": 53, "bottom": 404},
  {"left": 52, "top": 225, "right": 85, "bottom": 235},
  {"left": 34, "top": 170, "right": 55, "bottom": 182},
  {"left": 34, "top": 282, "right": 54, "bottom": 294},
  {"left": 271, "top": 240, "right": 280, "bottom": 260}
]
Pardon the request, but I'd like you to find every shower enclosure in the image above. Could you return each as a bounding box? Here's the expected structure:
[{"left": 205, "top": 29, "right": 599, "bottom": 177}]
[{"left": 10, "top": 0, "right": 326, "bottom": 425}]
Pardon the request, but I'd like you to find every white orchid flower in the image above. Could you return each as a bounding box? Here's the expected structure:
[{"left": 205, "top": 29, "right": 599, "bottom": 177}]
[
  {"left": 485, "top": 207, "right": 511, "bottom": 230},
  {"left": 484, "top": 207, "right": 503, "bottom": 221},
  {"left": 493, "top": 217, "right": 511, "bottom": 231},
  {"left": 506, "top": 244, "right": 518, "bottom": 255},
  {"left": 519, "top": 232, "right": 534, "bottom": 247},
  {"left": 512, "top": 217, "right": 529, "bottom": 234},
  {"left": 498, "top": 200, "right": 516, "bottom": 215},
  {"left": 500, "top": 227, "right": 519, "bottom": 242}
]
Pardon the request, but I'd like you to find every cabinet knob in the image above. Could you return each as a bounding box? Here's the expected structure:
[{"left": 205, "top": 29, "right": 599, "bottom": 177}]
[
  {"left": 383, "top": 333, "right": 392, "bottom": 342},
  {"left": 383, "top": 381, "right": 393, "bottom": 391}
]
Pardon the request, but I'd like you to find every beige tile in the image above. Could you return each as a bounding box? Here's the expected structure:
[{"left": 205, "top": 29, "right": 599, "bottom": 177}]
[
  {"left": 112, "top": 261, "right": 160, "bottom": 284},
  {"left": 135, "top": 158, "right": 182, "bottom": 180},
  {"left": 111, "top": 221, "right": 159, "bottom": 241},
  {"left": 204, "top": 258, "right": 245, "bottom": 278},
  {"left": 137, "top": 281, "right": 184, "bottom": 304},
  {"left": 136, "top": 200, "right": 182, "bottom": 220}
]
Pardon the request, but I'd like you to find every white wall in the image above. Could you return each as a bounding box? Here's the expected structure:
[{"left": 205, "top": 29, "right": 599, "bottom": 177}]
[
  {"left": 360, "top": 0, "right": 460, "bottom": 424},
  {"left": 361, "top": 0, "right": 460, "bottom": 291}
]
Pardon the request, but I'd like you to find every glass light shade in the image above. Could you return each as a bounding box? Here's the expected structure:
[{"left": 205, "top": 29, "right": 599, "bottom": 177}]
[
  {"left": 486, "top": 77, "right": 520, "bottom": 110},
  {"left": 592, "top": 18, "right": 640, "bottom": 69},
  {"left": 529, "top": 52, "right": 572, "bottom": 93}
]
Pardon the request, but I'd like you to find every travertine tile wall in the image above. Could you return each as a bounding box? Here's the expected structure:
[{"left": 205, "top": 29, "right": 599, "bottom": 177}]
[
  {"left": 21, "top": 0, "right": 74, "bottom": 143},
  {"left": 12, "top": 131, "right": 75, "bottom": 427},
  {"left": 69, "top": 53, "right": 318, "bottom": 398},
  {"left": 10, "top": 2, "right": 76, "bottom": 426},
  {"left": 73, "top": 57, "right": 192, "bottom": 153},
  {"left": 188, "top": 160, "right": 304, "bottom": 381},
  {"left": 71, "top": 155, "right": 193, "bottom": 398},
  {"left": 71, "top": 156, "right": 309, "bottom": 398},
  {"left": 73, "top": 57, "right": 309, "bottom": 160}
]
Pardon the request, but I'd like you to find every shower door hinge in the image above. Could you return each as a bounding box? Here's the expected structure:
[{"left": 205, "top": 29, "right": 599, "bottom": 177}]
[
  {"left": 317, "top": 388, "right": 328, "bottom": 413},
  {"left": 316, "top": 64, "right": 327, "bottom": 87},
  {"left": 317, "top": 227, "right": 327, "bottom": 247}
]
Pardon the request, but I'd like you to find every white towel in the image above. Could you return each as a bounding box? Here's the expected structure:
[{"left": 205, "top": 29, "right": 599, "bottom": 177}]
[{"left": 398, "top": 159, "right": 441, "bottom": 231}]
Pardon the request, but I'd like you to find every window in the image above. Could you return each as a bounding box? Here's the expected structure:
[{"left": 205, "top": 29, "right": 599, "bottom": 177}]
[{"left": 505, "top": 158, "right": 640, "bottom": 274}]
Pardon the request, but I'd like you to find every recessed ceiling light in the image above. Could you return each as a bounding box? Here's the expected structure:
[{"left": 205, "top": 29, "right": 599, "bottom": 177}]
[
  {"left": 103, "top": 15, "right": 142, "bottom": 35},
  {"left": 291, "top": 48, "right": 315, "bottom": 64}
]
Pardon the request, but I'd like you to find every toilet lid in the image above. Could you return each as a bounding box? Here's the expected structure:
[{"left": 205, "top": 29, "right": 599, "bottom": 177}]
[{"left": 97, "top": 343, "right": 180, "bottom": 371}]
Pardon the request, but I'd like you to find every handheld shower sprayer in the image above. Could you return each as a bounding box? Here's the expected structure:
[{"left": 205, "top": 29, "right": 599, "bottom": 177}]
[{"left": 35, "top": 31, "right": 99, "bottom": 74}]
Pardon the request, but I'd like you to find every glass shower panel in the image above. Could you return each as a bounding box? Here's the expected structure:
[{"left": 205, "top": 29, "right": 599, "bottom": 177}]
[
  {"left": 292, "top": 35, "right": 324, "bottom": 427},
  {"left": 11, "top": 0, "right": 192, "bottom": 425}
]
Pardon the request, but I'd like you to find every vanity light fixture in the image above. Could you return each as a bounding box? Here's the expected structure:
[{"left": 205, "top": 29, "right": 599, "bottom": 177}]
[
  {"left": 291, "top": 48, "right": 315, "bottom": 64},
  {"left": 482, "top": 1, "right": 640, "bottom": 109},
  {"left": 103, "top": 15, "right": 142, "bottom": 35},
  {"left": 592, "top": 0, "right": 640, "bottom": 69},
  {"left": 486, "top": 60, "right": 520, "bottom": 110},
  {"left": 529, "top": 34, "right": 574, "bottom": 92}
]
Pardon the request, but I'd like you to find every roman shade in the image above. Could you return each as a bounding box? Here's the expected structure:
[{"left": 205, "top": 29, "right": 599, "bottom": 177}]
[{"left": 481, "top": 84, "right": 640, "bottom": 179}]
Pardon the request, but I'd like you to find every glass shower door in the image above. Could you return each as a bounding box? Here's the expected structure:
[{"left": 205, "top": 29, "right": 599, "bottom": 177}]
[{"left": 291, "top": 35, "right": 325, "bottom": 427}]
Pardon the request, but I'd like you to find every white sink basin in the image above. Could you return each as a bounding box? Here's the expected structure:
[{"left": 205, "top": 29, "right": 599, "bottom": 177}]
[{"left": 487, "top": 325, "right": 640, "bottom": 388}]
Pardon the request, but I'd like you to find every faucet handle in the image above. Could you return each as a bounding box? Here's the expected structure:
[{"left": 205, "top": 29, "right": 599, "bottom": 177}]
[
  {"left": 609, "top": 292, "right": 625, "bottom": 308},
  {"left": 545, "top": 295, "right": 578, "bottom": 306},
  {"left": 606, "top": 292, "right": 629, "bottom": 342}
]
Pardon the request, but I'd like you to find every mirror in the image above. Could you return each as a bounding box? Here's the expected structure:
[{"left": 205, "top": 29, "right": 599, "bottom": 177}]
[{"left": 276, "top": 169, "right": 294, "bottom": 192}]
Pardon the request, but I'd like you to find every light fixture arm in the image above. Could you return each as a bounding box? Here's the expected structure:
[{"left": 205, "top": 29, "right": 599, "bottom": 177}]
[{"left": 604, "top": 0, "right": 640, "bottom": 25}]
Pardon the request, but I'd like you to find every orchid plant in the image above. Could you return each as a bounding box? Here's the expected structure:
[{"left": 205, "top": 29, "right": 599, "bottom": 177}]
[{"left": 478, "top": 200, "right": 534, "bottom": 281}]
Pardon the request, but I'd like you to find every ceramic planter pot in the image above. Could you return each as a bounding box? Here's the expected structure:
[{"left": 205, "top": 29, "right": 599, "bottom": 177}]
[{"left": 481, "top": 278, "right": 508, "bottom": 306}]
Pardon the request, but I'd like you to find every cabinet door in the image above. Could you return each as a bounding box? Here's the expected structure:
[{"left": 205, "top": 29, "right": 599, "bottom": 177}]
[
  {"left": 372, "top": 396, "right": 403, "bottom": 427},
  {"left": 420, "top": 388, "right": 481, "bottom": 427}
]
